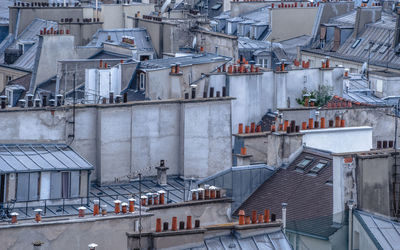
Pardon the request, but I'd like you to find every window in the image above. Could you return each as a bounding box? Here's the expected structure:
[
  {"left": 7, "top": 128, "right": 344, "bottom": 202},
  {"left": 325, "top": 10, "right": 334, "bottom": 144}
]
[
  {"left": 258, "top": 58, "right": 268, "bottom": 68},
  {"left": 61, "top": 172, "right": 70, "bottom": 198},
  {"left": 50, "top": 171, "right": 80, "bottom": 199},
  {"left": 5, "top": 88, "right": 12, "bottom": 107},
  {"left": 376, "top": 79, "right": 383, "bottom": 93},
  {"left": 139, "top": 73, "right": 146, "bottom": 90},
  {"left": 296, "top": 158, "right": 313, "bottom": 170},
  {"left": 351, "top": 39, "right": 362, "bottom": 49},
  {"left": 6, "top": 76, "right": 12, "bottom": 83},
  {"left": 16, "top": 172, "right": 40, "bottom": 201},
  {"left": 309, "top": 161, "right": 327, "bottom": 173}
]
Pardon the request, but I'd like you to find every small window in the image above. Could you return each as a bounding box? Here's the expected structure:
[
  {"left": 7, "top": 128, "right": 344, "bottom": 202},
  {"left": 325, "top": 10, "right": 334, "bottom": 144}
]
[
  {"left": 139, "top": 73, "right": 146, "bottom": 90},
  {"left": 296, "top": 158, "right": 313, "bottom": 169},
  {"left": 352, "top": 39, "right": 362, "bottom": 49},
  {"left": 310, "top": 161, "right": 327, "bottom": 173},
  {"left": 6, "top": 76, "right": 12, "bottom": 82}
]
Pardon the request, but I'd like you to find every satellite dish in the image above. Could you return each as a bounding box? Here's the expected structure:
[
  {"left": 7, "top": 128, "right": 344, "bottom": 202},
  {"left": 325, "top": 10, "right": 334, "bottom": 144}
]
[{"left": 192, "top": 36, "right": 197, "bottom": 49}]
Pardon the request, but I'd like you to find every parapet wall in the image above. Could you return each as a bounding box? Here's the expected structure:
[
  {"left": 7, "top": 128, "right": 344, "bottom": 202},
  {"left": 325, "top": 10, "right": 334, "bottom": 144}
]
[{"left": 0, "top": 98, "right": 233, "bottom": 184}]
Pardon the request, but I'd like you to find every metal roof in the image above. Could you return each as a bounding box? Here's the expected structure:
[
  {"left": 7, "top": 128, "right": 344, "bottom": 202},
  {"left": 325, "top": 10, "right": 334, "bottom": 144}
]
[
  {"left": 242, "top": 6, "right": 270, "bottom": 24},
  {"left": 0, "top": 0, "right": 11, "bottom": 23},
  {"left": 193, "top": 231, "right": 291, "bottom": 250},
  {"left": 354, "top": 210, "right": 400, "bottom": 250},
  {"left": 139, "top": 53, "right": 231, "bottom": 70},
  {"left": 0, "top": 19, "right": 58, "bottom": 71},
  {"left": 86, "top": 28, "right": 155, "bottom": 52},
  {"left": 0, "top": 144, "right": 93, "bottom": 173},
  {"left": 198, "top": 164, "right": 276, "bottom": 212}
]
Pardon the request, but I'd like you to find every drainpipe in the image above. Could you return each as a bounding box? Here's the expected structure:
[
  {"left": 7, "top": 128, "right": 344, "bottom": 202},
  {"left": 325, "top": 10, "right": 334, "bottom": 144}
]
[
  {"left": 348, "top": 200, "right": 354, "bottom": 250},
  {"left": 282, "top": 203, "right": 287, "bottom": 234},
  {"left": 87, "top": 170, "right": 91, "bottom": 206}
]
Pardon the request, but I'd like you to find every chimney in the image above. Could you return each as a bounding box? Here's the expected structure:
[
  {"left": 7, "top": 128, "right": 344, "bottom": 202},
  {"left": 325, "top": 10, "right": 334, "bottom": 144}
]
[
  {"left": 34, "top": 99, "right": 41, "bottom": 107},
  {"left": 354, "top": 7, "right": 382, "bottom": 39},
  {"left": 101, "top": 204, "right": 107, "bottom": 216},
  {"left": 239, "top": 210, "right": 245, "bottom": 225},
  {"left": 18, "top": 99, "right": 26, "bottom": 108},
  {"left": 121, "top": 203, "right": 128, "bottom": 213},
  {"left": 129, "top": 198, "right": 135, "bottom": 212},
  {"left": 251, "top": 210, "right": 257, "bottom": 224},
  {"left": 27, "top": 94, "right": 34, "bottom": 107},
  {"left": 78, "top": 206, "right": 86, "bottom": 217},
  {"left": 109, "top": 92, "right": 114, "bottom": 104},
  {"left": 156, "top": 160, "right": 168, "bottom": 186},
  {"left": 93, "top": 199, "right": 100, "bottom": 216},
  {"left": 114, "top": 200, "right": 121, "bottom": 214},
  {"left": 191, "top": 189, "right": 198, "bottom": 200},
  {"left": 264, "top": 209, "right": 270, "bottom": 223},
  {"left": 187, "top": 216, "right": 192, "bottom": 229},
  {"left": 0, "top": 96, "right": 7, "bottom": 109},
  {"left": 11, "top": 212, "right": 18, "bottom": 224},
  {"left": 158, "top": 190, "right": 166, "bottom": 205},
  {"left": 171, "top": 217, "right": 178, "bottom": 231},
  {"left": 34, "top": 209, "right": 42, "bottom": 223},
  {"left": 156, "top": 218, "right": 162, "bottom": 232},
  {"left": 56, "top": 94, "right": 63, "bottom": 106}
]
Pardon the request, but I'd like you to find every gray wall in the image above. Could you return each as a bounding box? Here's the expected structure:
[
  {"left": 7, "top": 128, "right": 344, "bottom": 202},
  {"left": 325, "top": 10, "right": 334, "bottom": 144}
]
[{"left": 0, "top": 98, "right": 233, "bottom": 184}]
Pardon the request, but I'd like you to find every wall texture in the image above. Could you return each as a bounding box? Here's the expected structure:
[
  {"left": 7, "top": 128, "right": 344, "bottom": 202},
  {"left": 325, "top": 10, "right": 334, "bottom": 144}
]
[{"left": 0, "top": 98, "right": 233, "bottom": 184}]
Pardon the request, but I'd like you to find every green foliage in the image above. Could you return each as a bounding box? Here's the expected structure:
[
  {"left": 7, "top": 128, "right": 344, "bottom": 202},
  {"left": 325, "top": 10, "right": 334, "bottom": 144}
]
[{"left": 296, "top": 85, "right": 333, "bottom": 107}]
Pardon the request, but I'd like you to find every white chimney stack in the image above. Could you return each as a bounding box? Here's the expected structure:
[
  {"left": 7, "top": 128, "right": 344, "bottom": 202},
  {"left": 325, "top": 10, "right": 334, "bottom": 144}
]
[{"left": 282, "top": 203, "right": 287, "bottom": 234}]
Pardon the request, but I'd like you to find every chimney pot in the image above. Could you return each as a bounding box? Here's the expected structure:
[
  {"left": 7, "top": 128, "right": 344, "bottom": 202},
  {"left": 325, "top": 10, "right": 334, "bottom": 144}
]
[
  {"left": 158, "top": 190, "right": 166, "bottom": 205},
  {"left": 156, "top": 218, "right": 162, "bottom": 232},
  {"left": 93, "top": 199, "right": 100, "bottom": 216},
  {"left": 179, "top": 221, "right": 185, "bottom": 230},
  {"left": 197, "top": 188, "right": 204, "bottom": 200},
  {"left": 258, "top": 214, "right": 264, "bottom": 223},
  {"left": 187, "top": 216, "right": 192, "bottom": 229},
  {"left": 34, "top": 209, "right": 42, "bottom": 223},
  {"left": 383, "top": 141, "right": 388, "bottom": 149},
  {"left": 78, "top": 206, "right": 86, "bottom": 217},
  {"left": 172, "top": 217, "right": 178, "bottom": 231},
  {"left": 10, "top": 212, "right": 18, "bottom": 224},
  {"left": 114, "top": 200, "right": 121, "bottom": 214},
  {"left": 251, "top": 210, "right": 257, "bottom": 224},
  {"left": 264, "top": 209, "right": 270, "bottom": 223}
]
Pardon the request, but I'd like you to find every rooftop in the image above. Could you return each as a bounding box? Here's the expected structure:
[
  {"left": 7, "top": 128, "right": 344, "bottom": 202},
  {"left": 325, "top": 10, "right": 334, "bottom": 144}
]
[
  {"left": 0, "top": 144, "right": 93, "bottom": 174},
  {"left": 139, "top": 53, "right": 231, "bottom": 70},
  {"left": 86, "top": 28, "right": 155, "bottom": 52},
  {"left": 236, "top": 147, "right": 337, "bottom": 239},
  {"left": 354, "top": 209, "right": 400, "bottom": 249}
]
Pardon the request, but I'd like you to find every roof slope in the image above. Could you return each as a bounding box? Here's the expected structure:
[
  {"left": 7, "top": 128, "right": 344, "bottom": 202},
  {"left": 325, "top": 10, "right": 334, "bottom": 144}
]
[
  {"left": 355, "top": 210, "right": 400, "bottom": 249},
  {"left": 0, "top": 144, "right": 93, "bottom": 173},
  {"left": 236, "top": 148, "right": 335, "bottom": 238},
  {"left": 86, "top": 28, "right": 155, "bottom": 53}
]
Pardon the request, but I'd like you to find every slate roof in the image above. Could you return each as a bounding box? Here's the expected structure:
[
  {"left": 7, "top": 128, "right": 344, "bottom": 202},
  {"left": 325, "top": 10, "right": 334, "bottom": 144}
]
[
  {"left": 305, "top": 11, "right": 400, "bottom": 70},
  {"left": 0, "top": 19, "right": 58, "bottom": 71},
  {"left": 354, "top": 210, "right": 400, "bottom": 249},
  {"left": 139, "top": 53, "right": 231, "bottom": 70},
  {"left": 86, "top": 28, "right": 155, "bottom": 53},
  {"left": 236, "top": 147, "right": 337, "bottom": 239}
]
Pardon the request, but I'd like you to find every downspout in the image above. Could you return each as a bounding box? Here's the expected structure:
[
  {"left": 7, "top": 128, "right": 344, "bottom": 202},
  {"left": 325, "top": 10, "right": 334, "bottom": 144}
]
[
  {"left": 86, "top": 170, "right": 91, "bottom": 206},
  {"left": 348, "top": 199, "right": 354, "bottom": 250}
]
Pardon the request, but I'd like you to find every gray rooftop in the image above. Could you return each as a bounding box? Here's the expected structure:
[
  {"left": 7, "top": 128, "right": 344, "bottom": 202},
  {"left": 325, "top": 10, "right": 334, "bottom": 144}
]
[
  {"left": 86, "top": 28, "right": 155, "bottom": 52},
  {"left": 0, "top": 0, "right": 11, "bottom": 24},
  {"left": 0, "top": 18, "right": 58, "bottom": 71},
  {"left": 0, "top": 144, "right": 93, "bottom": 174},
  {"left": 198, "top": 164, "right": 275, "bottom": 212},
  {"left": 139, "top": 53, "right": 231, "bottom": 70},
  {"left": 192, "top": 230, "right": 291, "bottom": 250},
  {"left": 355, "top": 210, "right": 400, "bottom": 250},
  {"left": 8, "top": 176, "right": 187, "bottom": 220}
]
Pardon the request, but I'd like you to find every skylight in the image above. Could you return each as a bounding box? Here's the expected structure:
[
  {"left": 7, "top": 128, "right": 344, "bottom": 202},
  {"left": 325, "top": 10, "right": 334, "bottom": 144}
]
[
  {"left": 351, "top": 39, "right": 362, "bottom": 49},
  {"left": 296, "top": 158, "right": 312, "bottom": 169},
  {"left": 310, "top": 161, "right": 327, "bottom": 173}
]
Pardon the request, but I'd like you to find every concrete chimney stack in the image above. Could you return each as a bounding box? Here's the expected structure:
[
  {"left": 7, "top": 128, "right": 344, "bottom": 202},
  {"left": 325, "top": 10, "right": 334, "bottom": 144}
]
[
  {"left": 156, "top": 160, "right": 168, "bottom": 186},
  {"left": 282, "top": 203, "right": 287, "bottom": 233}
]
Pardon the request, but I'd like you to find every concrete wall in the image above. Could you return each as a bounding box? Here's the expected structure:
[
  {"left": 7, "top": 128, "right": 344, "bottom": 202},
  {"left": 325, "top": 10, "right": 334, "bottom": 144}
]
[
  {"left": 101, "top": 4, "right": 155, "bottom": 30},
  {"left": 267, "top": 7, "right": 319, "bottom": 42},
  {"left": 9, "top": 7, "right": 86, "bottom": 35},
  {"left": 229, "top": 2, "right": 270, "bottom": 17},
  {"left": 195, "top": 30, "right": 238, "bottom": 60},
  {"left": 278, "top": 106, "right": 395, "bottom": 147},
  {"left": 369, "top": 74, "right": 400, "bottom": 98},
  {"left": 233, "top": 132, "right": 303, "bottom": 168},
  {"left": 0, "top": 98, "right": 233, "bottom": 184},
  {"left": 356, "top": 154, "right": 392, "bottom": 217},
  {"left": 0, "top": 213, "right": 152, "bottom": 250},
  {"left": 209, "top": 68, "right": 343, "bottom": 140},
  {"left": 287, "top": 232, "right": 331, "bottom": 250},
  {"left": 59, "top": 22, "right": 102, "bottom": 46},
  {"left": 32, "top": 35, "right": 79, "bottom": 93},
  {"left": 302, "top": 126, "right": 373, "bottom": 153}
]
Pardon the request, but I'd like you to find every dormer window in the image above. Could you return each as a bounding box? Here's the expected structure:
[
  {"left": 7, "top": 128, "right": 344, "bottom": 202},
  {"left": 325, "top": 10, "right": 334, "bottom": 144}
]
[{"left": 309, "top": 161, "right": 328, "bottom": 173}]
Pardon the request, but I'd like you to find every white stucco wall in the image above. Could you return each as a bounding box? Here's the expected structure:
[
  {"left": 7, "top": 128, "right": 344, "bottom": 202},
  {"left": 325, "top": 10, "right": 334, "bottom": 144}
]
[{"left": 302, "top": 126, "right": 373, "bottom": 153}]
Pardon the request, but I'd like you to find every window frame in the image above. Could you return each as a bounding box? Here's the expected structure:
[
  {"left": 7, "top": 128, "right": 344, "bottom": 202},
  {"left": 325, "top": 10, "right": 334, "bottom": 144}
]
[
  {"left": 309, "top": 161, "right": 328, "bottom": 173},
  {"left": 296, "top": 157, "right": 313, "bottom": 170}
]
